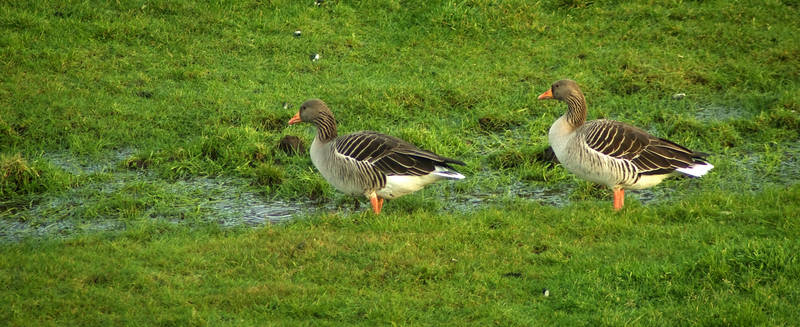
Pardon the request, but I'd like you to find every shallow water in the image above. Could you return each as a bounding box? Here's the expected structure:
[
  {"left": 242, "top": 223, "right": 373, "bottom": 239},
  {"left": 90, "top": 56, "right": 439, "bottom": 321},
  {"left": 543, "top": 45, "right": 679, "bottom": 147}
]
[
  {"left": 166, "top": 177, "right": 307, "bottom": 226},
  {"left": 2, "top": 143, "right": 799, "bottom": 242},
  {"left": 444, "top": 181, "right": 570, "bottom": 213},
  {"left": 43, "top": 148, "right": 137, "bottom": 175},
  {"left": 694, "top": 105, "right": 750, "bottom": 122},
  {"left": 0, "top": 173, "right": 318, "bottom": 242}
]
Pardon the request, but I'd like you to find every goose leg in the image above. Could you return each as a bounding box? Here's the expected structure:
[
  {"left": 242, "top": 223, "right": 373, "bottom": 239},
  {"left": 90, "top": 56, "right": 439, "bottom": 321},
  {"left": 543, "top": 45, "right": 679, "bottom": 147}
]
[
  {"left": 369, "top": 195, "right": 384, "bottom": 214},
  {"left": 613, "top": 189, "right": 625, "bottom": 211}
]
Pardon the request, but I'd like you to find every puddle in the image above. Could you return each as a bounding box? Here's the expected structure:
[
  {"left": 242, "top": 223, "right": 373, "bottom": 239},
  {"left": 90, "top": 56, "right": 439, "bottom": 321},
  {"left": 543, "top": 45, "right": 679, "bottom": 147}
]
[
  {"left": 2, "top": 142, "right": 799, "bottom": 243},
  {"left": 0, "top": 173, "right": 320, "bottom": 243},
  {"left": 163, "top": 177, "right": 312, "bottom": 226},
  {"left": 444, "top": 181, "right": 569, "bottom": 212},
  {"left": 1, "top": 148, "right": 325, "bottom": 242},
  {"left": 729, "top": 142, "right": 800, "bottom": 189},
  {"left": 694, "top": 105, "right": 750, "bottom": 122},
  {"left": 0, "top": 219, "right": 124, "bottom": 243},
  {"left": 774, "top": 142, "right": 800, "bottom": 183},
  {"left": 43, "top": 148, "right": 136, "bottom": 174}
]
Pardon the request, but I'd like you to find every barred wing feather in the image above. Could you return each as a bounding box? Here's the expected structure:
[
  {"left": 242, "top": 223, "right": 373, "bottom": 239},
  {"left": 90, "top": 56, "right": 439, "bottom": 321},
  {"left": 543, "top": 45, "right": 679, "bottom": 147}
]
[
  {"left": 334, "top": 131, "right": 463, "bottom": 177},
  {"left": 582, "top": 120, "right": 707, "bottom": 176}
]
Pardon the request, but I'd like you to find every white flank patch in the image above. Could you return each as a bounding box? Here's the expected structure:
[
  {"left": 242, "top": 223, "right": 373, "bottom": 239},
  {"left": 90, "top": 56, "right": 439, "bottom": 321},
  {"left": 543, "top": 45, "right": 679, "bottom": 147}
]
[
  {"left": 380, "top": 174, "right": 437, "bottom": 199},
  {"left": 378, "top": 166, "right": 463, "bottom": 199},
  {"left": 676, "top": 162, "right": 714, "bottom": 177}
]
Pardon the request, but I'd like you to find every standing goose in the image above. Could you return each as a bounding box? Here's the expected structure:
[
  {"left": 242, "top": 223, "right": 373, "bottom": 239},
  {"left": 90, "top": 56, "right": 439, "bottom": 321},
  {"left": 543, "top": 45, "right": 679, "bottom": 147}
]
[
  {"left": 537, "top": 79, "right": 713, "bottom": 210},
  {"left": 288, "top": 99, "right": 465, "bottom": 214}
]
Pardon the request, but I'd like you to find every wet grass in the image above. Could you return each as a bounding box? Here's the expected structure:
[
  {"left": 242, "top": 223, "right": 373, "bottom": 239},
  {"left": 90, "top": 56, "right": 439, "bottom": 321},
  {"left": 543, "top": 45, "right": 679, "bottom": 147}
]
[
  {"left": 2, "top": 0, "right": 800, "bottom": 325},
  {"left": 2, "top": 185, "right": 799, "bottom": 325}
]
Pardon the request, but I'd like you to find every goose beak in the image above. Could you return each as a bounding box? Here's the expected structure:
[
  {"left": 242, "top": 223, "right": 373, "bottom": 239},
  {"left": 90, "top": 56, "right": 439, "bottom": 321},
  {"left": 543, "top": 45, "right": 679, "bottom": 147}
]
[
  {"left": 288, "top": 112, "right": 302, "bottom": 125},
  {"left": 537, "top": 88, "right": 553, "bottom": 100}
]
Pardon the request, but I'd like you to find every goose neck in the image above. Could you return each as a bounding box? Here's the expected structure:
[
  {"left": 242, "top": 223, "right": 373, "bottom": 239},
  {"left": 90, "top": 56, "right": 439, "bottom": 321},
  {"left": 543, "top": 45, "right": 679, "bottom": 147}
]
[
  {"left": 314, "top": 111, "right": 338, "bottom": 142},
  {"left": 564, "top": 93, "right": 587, "bottom": 127}
]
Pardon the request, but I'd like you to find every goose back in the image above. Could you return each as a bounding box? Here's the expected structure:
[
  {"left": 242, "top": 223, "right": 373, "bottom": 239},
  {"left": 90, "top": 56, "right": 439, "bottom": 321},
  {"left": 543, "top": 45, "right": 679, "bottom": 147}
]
[
  {"left": 557, "top": 118, "right": 712, "bottom": 189},
  {"left": 311, "top": 130, "right": 464, "bottom": 198},
  {"left": 335, "top": 131, "right": 464, "bottom": 176}
]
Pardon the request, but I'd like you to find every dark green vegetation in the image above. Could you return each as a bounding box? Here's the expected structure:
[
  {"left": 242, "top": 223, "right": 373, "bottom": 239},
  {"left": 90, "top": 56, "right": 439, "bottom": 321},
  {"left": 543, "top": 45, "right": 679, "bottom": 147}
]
[{"left": 2, "top": 0, "right": 799, "bottom": 325}]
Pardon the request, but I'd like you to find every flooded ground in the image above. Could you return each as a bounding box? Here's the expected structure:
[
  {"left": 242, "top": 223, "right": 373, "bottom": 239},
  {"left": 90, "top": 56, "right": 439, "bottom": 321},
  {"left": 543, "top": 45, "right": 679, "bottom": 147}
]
[
  {"left": 0, "top": 172, "right": 317, "bottom": 242},
  {"left": 2, "top": 141, "right": 799, "bottom": 243},
  {"left": 694, "top": 105, "right": 751, "bottom": 122}
]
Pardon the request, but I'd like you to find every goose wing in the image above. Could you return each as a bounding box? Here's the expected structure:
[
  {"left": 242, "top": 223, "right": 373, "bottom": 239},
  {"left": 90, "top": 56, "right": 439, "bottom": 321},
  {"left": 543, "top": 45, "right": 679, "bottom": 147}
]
[
  {"left": 334, "top": 131, "right": 463, "bottom": 176},
  {"left": 582, "top": 120, "right": 702, "bottom": 175}
]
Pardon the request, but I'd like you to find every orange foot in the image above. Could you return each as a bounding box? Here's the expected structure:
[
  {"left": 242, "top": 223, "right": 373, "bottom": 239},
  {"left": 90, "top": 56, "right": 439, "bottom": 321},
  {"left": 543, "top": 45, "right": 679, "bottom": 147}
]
[
  {"left": 370, "top": 196, "right": 384, "bottom": 214},
  {"left": 613, "top": 189, "right": 625, "bottom": 211}
]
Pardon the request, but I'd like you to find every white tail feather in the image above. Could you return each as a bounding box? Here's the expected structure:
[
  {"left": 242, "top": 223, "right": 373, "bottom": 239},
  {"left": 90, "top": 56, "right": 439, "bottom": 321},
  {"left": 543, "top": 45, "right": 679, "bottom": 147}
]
[
  {"left": 676, "top": 162, "right": 714, "bottom": 177},
  {"left": 432, "top": 166, "right": 465, "bottom": 180}
]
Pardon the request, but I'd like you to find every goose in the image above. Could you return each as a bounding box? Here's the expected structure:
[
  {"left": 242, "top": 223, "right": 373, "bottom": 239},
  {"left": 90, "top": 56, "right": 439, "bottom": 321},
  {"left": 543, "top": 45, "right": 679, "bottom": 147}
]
[
  {"left": 537, "top": 79, "right": 713, "bottom": 210},
  {"left": 288, "top": 99, "right": 465, "bottom": 214}
]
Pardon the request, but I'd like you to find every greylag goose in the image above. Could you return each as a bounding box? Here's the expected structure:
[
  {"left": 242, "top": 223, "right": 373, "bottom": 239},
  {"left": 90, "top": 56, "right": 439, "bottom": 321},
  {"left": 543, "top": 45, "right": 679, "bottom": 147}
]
[
  {"left": 537, "top": 79, "right": 713, "bottom": 210},
  {"left": 288, "top": 99, "right": 465, "bottom": 214}
]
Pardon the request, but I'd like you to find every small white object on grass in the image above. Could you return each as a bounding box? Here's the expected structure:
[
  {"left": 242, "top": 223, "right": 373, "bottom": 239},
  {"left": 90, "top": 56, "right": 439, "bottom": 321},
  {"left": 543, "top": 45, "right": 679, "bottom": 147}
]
[
  {"left": 310, "top": 53, "right": 320, "bottom": 61},
  {"left": 672, "top": 93, "right": 686, "bottom": 100},
  {"left": 542, "top": 288, "right": 550, "bottom": 297},
  {"left": 294, "top": 30, "right": 301, "bottom": 37}
]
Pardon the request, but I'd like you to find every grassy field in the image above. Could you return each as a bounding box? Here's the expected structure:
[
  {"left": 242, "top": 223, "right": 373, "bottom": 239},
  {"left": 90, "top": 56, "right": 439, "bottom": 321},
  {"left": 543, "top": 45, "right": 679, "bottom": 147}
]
[{"left": 2, "top": 0, "right": 799, "bottom": 325}]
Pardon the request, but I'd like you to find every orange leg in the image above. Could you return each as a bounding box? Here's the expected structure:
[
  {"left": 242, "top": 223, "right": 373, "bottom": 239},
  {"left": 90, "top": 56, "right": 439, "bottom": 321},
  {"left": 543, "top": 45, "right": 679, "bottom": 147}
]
[
  {"left": 370, "top": 196, "right": 384, "bottom": 214},
  {"left": 613, "top": 189, "right": 625, "bottom": 211}
]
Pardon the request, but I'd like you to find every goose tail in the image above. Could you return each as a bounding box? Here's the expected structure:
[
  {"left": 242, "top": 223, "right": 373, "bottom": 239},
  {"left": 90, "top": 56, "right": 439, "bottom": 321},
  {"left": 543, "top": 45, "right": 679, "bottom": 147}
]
[
  {"left": 432, "top": 165, "right": 465, "bottom": 180},
  {"left": 676, "top": 160, "right": 714, "bottom": 177}
]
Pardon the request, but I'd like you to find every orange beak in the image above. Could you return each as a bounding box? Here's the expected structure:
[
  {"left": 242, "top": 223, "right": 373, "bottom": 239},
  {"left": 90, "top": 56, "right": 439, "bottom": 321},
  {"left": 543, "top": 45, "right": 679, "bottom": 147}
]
[
  {"left": 288, "top": 112, "right": 302, "bottom": 125},
  {"left": 537, "top": 88, "right": 553, "bottom": 100}
]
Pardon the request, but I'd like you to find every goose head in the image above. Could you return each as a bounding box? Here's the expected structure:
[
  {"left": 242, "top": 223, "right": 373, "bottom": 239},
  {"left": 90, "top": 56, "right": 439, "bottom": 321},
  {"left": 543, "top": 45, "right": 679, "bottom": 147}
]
[
  {"left": 288, "top": 99, "right": 331, "bottom": 125},
  {"left": 537, "top": 79, "right": 583, "bottom": 101}
]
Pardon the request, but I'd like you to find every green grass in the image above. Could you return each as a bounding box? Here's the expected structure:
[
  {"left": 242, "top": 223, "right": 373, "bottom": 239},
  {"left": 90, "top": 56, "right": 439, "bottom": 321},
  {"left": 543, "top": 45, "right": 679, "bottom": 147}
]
[
  {"left": 2, "top": 186, "right": 799, "bottom": 325},
  {"left": 2, "top": 0, "right": 799, "bottom": 325}
]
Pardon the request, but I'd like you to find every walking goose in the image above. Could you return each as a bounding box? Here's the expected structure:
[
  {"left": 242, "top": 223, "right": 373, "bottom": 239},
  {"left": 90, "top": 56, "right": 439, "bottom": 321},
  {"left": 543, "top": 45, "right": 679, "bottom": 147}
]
[
  {"left": 288, "top": 99, "right": 465, "bottom": 214},
  {"left": 537, "top": 79, "right": 713, "bottom": 210}
]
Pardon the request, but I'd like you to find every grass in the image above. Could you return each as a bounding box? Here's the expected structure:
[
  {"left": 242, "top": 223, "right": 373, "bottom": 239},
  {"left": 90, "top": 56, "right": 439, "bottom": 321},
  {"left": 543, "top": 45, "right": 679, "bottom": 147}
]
[
  {"left": 1, "top": 0, "right": 799, "bottom": 325},
  {"left": 2, "top": 186, "right": 799, "bottom": 325}
]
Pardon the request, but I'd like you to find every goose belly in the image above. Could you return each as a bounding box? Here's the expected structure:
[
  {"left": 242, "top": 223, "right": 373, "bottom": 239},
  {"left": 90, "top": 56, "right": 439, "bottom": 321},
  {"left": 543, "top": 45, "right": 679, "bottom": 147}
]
[
  {"left": 559, "top": 155, "right": 622, "bottom": 188},
  {"left": 310, "top": 140, "right": 369, "bottom": 196},
  {"left": 550, "top": 125, "right": 642, "bottom": 188},
  {"left": 557, "top": 146, "right": 670, "bottom": 190},
  {"left": 554, "top": 142, "right": 635, "bottom": 188},
  {"left": 317, "top": 164, "right": 366, "bottom": 195},
  {"left": 377, "top": 174, "right": 441, "bottom": 199}
]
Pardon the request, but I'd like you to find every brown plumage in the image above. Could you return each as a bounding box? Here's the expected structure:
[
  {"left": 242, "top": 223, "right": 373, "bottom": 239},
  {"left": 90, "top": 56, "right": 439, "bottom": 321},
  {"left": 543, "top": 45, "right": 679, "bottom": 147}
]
[
  {"left": 288, "top": 99, "right": 465, "bottom": 214},
  {"left": 538, "top": 79, "right": 713, "bottom": 210}
]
